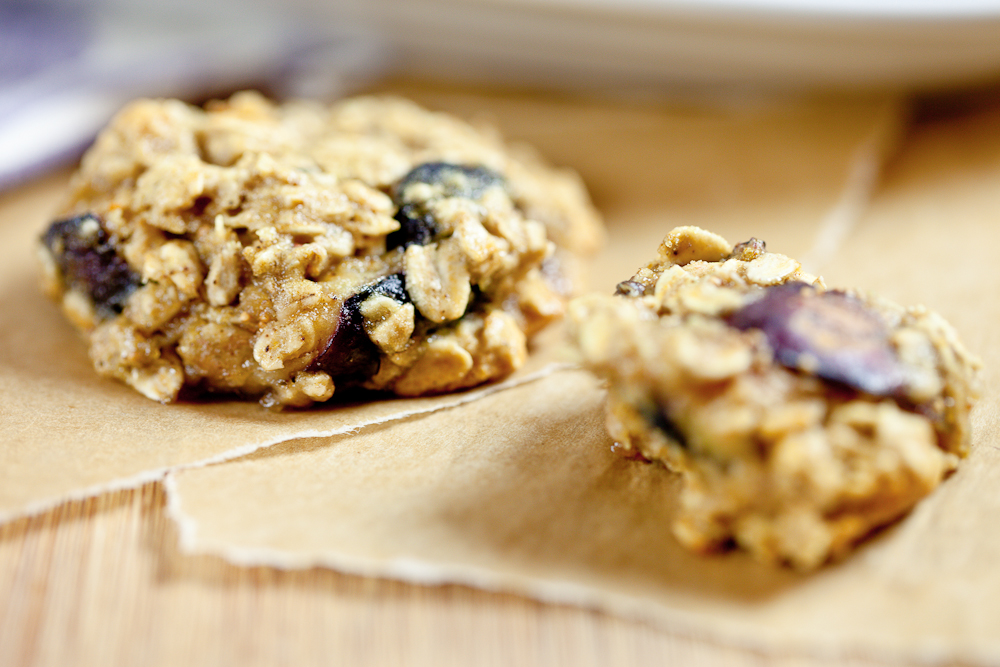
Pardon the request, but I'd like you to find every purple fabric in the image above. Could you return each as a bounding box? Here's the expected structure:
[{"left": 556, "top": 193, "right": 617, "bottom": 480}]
[
  {"left": 0, "top": 3, "right": 386, "bottom": 191},
  {"left": 0, "top": 4, "right": 90, "bottom": 86}
]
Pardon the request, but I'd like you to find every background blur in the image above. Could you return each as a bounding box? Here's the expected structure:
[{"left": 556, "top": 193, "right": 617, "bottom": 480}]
[{"left": 5, "top": 0, "right": 1000, "bottom": 188}]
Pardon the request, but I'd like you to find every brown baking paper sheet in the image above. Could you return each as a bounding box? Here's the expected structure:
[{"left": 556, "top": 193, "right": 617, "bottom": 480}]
[
  {"left": 0, "top": 173, "right": 570, "bottom": 522},
  {"left": 166, "top": 365, "right": 1000, "bottom": 666},
  {"left": 163, "top": 91, "right": 1000, "bottom": 663},
  {"left": 0, "top": 90, "right": 898, "bottom": 524}
]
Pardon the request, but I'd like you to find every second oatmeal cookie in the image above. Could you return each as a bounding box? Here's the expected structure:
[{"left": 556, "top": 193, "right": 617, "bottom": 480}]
[{"left": 569, "top": 226, "right": 979, "bottom": 569}]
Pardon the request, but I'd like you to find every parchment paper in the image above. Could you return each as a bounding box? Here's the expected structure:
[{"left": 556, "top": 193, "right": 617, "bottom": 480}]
[
  {"left": 0, "top": 174, "right": 564, "bottom": 522},
  {"left": 0, "top": 90, "right": 896, "bottom": 524},
  {"left": 166, "top": 368, "right": 1000, "bottom": 664},
  {"left": 165, "top": 93, "right": 1000, "bottom": 663}
]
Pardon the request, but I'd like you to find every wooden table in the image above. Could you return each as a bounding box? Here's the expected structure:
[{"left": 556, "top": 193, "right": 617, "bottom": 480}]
[{"left": 2, "top": 481, "right": 900, "bottom": 667}]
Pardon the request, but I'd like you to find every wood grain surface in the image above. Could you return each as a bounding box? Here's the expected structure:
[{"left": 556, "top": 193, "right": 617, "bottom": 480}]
[{"left": 0, "top": 481, "right": 906, "bottom": 667}]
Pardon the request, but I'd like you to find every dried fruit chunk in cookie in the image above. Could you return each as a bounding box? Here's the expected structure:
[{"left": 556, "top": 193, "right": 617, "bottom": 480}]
[
  {"left": 40, "top": 214, "right": 141, "bottom": 320},
  {"left": 569, "top": 226, "right": 980, "bottom": 569},
  {"left": 39, "top": 92, "right": 602, "bottom": 407},
  {"left": 388, "top": 162, "right": 505, "bottom": 250}
]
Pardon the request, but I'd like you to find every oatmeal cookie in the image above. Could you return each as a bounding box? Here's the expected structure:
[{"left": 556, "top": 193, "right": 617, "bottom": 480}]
[
  {"left": 569, "top": 226, "right": 979, "bottom": 569},
  {"left": 39, "top": 92, "right": 602, "bottom": 407}
]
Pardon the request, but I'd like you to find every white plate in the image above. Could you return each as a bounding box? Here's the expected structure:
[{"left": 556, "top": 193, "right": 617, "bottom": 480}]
[{"left": 314, "top": 0, "right": 1000, "bottom": 92}]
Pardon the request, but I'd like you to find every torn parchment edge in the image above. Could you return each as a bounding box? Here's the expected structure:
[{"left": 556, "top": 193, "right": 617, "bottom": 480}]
[
  {"left": 800, "top": 100, "right": 909, "bottom": 276},
  {"left": 0, "top": 362, "right": 572, "bottom": 525},
  {"left": 164, "top": 455, "right": 990, "bottom": 667},
  {"left": 163, "top": 362, "right": 998, "bottom": 667}
]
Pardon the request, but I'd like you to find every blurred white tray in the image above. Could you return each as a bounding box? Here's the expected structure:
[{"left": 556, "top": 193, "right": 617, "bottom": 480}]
[{"left": 316, "top": 0, "right": 1000, "bottom": 92}]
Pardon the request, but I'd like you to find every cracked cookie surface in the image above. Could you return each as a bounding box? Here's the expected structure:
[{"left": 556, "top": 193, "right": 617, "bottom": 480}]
[
  {"left": 39, "top": 92, "right": 602, "bottom": 407},
  {"left": 569, "top": 226, "right": 979, "bottom": 569}
]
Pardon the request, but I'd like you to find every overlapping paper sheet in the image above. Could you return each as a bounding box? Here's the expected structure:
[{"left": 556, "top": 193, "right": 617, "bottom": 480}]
[
  {"left": 0, "top": 244, "right": 570, "bottom": 524},
  {"left": 164, "top": 91, "right": 1000, "bottom": 663},
  {"left": 0, "top": 160, "right": 563, "bottom": 522}
]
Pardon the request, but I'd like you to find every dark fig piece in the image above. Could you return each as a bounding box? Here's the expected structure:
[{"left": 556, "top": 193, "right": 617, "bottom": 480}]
[
  {"left": 394, "top": 162, "right": 504, "bottom": 203},
  {"left": 308, "top": 273, "right": 411, "bottom": 381},
  {"left": 639, "top": 401, "right": 688, "bottom": 449},
  {"left": 652, "top": 408, "right": 689, "bottom": 449},
  {"left": 366, "top": 272, "right": 408, "bottom": 303},
  {"left": 386, "top": 210, "right": 435, "bottom": 250},
  {"left": 727, "top": 282, "right": 905, "bottom": 396},
  {"left": 387, "top": 162, "right": 505, "bottom": 251},
  {"left": 41, "top": 213, "right": 140, "bottom": 316}
]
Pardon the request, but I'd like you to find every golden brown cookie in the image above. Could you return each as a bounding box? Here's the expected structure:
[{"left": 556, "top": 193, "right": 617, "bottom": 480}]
[
  {"left": 39, "top": 92, "right": 602, "bottom": 407},
  {"left": 569, "top": 226, "right": 979, "bottom": 569}
]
